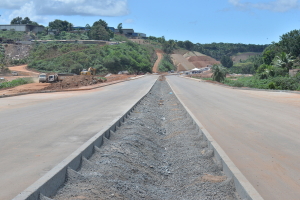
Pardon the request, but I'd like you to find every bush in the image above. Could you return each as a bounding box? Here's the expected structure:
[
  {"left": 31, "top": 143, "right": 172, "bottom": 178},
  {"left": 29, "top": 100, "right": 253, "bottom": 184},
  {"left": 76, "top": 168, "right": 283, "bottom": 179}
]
[
  {"left": 0, "top": 78, "right": 34, "bottom": 89},
  {"left": 268, "top": 82, "right": 276, "bottom": 89}
]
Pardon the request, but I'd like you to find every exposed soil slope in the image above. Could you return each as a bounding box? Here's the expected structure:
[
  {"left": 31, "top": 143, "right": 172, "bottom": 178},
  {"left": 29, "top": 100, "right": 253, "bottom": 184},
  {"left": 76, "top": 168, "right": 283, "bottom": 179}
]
[
  {"left": 171, "top": 54, "right": 195, "bottom": 71},
  {"left": 188, "top": 56, "right": 220, "bottom": 68}
]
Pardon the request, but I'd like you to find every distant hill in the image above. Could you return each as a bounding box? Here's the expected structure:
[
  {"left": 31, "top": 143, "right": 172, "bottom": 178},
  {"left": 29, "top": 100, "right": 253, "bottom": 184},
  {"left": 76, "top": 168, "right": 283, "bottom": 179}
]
[{"left": 232, "top": 52, "right": 262, "bottom": 63}]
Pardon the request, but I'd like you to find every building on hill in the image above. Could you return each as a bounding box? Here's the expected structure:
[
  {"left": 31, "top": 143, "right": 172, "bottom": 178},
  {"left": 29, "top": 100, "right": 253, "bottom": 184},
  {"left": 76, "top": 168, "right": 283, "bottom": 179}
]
[
  {"left": 0, "top": 24, "right": 44, "bottom": 33},
  {"left": 109, "top": 27, "right": 146, "bottom": 39}
]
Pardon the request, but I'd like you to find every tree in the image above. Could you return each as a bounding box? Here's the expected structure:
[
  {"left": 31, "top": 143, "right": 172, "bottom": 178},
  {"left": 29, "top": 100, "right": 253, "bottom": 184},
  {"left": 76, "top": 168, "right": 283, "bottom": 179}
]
[
  {"left": 184, "top": 40, "right": 194, "bottom": 51},
  {"left": 67, "top": 23, "right": 73, "bottom": 31},
  {"left": 85, "top": 24, "right": 91, "bottom": 30},
  {"left": 93, "top": 19, "right": 108, "bottom": 29},
  {"left": 89, "top": 25, "right": 110, "bottom": 40},
  {"left": 11, "top": 16, "right": 39, "bottom": 25},
  {"left": 21, "top": 17, "right": 32, "bottom": 24},
  {"left": 220, "top": 55, "right": 233, "bottom": 68},
  {"left": 211, "top": 65, "right": 227, "bottom": 82},
  {"left": 11, "top": 17, "right": 23, "bottom": 24},
  {"left": 117, "top": 23, "right": 123, "bottom": 34},
  {"left": 278, "top": 29, "right": 300, "bottom": 57},
  {"left": 49, "top": 19, "right": 71, "bottom": 31},
  {"left": 273, "top": 52, "right": 295, "bottom": 70}
]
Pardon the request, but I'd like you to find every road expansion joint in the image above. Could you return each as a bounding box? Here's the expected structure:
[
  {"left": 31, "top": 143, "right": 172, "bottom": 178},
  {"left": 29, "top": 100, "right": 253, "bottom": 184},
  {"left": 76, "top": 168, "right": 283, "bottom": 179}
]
[{"left": 47, "top": 77, "right": 239, "bottom": 200}]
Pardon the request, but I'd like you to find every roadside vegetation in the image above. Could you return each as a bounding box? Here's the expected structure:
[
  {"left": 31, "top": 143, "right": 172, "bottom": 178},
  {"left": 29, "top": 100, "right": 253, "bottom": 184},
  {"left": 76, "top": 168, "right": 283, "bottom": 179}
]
[
  {"left": 27, "top": 41, "right": 156, "bottom": 74},
  {"left": 0, "top": 78, "right": 34, "bottom": 89},
  {"left": 158, "top": 54, "right": 175, "bottom": 72},
  {"left": 204, "top": 29, "right": 300, "bottom": 91}
]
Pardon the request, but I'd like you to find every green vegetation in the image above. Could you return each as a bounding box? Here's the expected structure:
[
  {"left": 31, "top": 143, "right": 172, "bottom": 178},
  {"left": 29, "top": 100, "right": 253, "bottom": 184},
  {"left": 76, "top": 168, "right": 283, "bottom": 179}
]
[
  {"left": 27, "top": 41, "right": 155, "bottom": 74},
  {"left": 0, "top": 45, "right": 10, "bottom": 74},
  {"left": 0, "top": 30, "right": 26, "bottom": 41},
  {"left": 158, "top": 55, "right": 175, "bottom": 72},
  {"left": 11, "top": 16, "right": 39, "bottom": 25},
  {"left": 0, "top": 78, "right": 34, "bottom": 89},
  {"left": 223, "top": 76, "right": 300, "bottom": 90},
  {"left": 212, "top": 65, "right": 227, "bottom": 82},
  {"left": 147, "top": 36, "right": 267, "bottom": 62},
  {"left": 220, "top": 56, "right": 233, "bottom": 68},
  {"left": 215, "top": 29, "right": 300, "bottom": 91}
]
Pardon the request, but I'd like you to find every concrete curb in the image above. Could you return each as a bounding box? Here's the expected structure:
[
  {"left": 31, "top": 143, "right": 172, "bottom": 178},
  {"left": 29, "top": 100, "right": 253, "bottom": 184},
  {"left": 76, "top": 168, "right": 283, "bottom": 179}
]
[
  {"left": 166, "top": 78, "right": 264, "bottom": 200},
  {"left": 12, "top": 76, "right": 156, "bottom": 200},
  {"left": 180, "top": 76, "right": 300, "bottom": 94},
  {"left": 0, "top": 75, "right": 145, "bottom": 99}
]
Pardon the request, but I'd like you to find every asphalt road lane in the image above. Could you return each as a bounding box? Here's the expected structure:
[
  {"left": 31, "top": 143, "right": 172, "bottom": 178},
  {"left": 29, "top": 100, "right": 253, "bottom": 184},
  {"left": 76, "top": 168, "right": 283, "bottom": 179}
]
[
  {"left": 167, "top": 76, "right": 300, "bottom": 200},
  {"left": 0, "top": 75, "right": 157, "bottom": 199}
]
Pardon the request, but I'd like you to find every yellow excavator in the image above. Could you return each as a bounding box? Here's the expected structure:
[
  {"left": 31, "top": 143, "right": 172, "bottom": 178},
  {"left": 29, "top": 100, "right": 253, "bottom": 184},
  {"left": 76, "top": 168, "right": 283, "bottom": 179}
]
[{"left": 81, "top": 67, "right": 96, "bottom": 75}]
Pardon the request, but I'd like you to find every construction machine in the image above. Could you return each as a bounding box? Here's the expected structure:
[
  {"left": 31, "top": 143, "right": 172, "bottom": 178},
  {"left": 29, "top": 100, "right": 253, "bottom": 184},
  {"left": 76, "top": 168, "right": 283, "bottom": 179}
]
[{"left": 81, "top": 67, "right": 96, "bottom": 75}]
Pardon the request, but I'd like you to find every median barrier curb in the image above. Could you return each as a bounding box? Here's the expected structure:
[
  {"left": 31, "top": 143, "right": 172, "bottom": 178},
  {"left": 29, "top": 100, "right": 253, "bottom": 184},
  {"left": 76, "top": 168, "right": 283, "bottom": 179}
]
[
  {"left": 13, "top": 75, "right": 156, "bottom": 200},
  {"left": 166, "top": 78, "right": 264, "bottom": 200},
  {"left": 180, "top": 75, "right": 300, "bottom": 94},
  {"left": 0, "top": 75, "right": 146, "bottom": 99}
]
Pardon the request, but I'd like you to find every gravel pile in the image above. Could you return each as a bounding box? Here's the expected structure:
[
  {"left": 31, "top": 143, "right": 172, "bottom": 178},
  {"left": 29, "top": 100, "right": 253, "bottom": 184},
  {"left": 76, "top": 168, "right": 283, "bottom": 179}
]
[{"left": 50, "top": 77, "right": 239, "bottom": 200}]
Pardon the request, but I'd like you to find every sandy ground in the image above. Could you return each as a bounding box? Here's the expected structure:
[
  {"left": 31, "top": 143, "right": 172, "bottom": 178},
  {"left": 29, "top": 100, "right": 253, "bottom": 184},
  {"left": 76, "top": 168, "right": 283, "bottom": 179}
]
[
  {"left": 152, "top": 50, "right": 163, "bottom": 73},
  {"left": 1, "top": 64, "right": 138, "bottom": 96},
  {"left": 8, "top": 65, "right": 39, "bottom": 76},
  {"left": 167, "top": 76, "right": 300, "bottom": 200}
]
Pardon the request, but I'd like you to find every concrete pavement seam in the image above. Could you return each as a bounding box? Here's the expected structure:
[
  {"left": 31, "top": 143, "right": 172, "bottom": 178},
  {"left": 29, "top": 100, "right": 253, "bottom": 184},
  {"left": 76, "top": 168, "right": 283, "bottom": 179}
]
[
  {"left": 166, "top": 77, "right": 264, "bottom": 200},
  {"left": 12, "top": 76, "right": 157, "bottom": 200},
  {"left": 0, "top": 75, "right": 146, "bottom": 99}
]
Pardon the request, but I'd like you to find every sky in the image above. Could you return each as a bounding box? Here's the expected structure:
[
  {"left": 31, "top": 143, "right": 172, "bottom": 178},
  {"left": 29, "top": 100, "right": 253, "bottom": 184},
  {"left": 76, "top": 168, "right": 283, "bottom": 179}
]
[{"left": 0, "top": 0, "right": 300, "bottom": 44}]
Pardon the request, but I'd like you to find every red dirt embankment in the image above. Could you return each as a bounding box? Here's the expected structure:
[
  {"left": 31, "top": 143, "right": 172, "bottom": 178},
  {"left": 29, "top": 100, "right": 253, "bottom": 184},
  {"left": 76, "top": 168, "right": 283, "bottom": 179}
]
[
  {"left": 152, "top": 50, "right": 164, "bottom": 73},
  {"left": 188, "top": 56, "right": 220, "bottom": 68}
]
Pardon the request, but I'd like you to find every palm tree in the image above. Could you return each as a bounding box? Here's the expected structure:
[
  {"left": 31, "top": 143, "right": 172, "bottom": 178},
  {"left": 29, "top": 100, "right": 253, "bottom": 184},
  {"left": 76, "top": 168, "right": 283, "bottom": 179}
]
[
  {"left": 211, "top": 65, "right": 227, "bottom": 82},
  {"left": 273, "top": 52, "right": 294, "bottom": 70},
  {"left": 67, "top": 23, "right": 73, "bottom": 32}
]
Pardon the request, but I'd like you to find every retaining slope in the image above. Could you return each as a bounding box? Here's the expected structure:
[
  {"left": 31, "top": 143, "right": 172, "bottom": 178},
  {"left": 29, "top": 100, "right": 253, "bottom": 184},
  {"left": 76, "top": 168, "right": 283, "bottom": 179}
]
[{"left": 166, "top": 78, "right": 263, "bottom": 200}]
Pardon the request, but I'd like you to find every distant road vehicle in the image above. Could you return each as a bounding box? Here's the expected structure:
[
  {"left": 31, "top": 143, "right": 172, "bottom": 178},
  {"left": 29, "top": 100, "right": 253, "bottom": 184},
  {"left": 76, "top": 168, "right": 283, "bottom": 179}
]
[{"left": 12, "top": 71, "right": 18, "bottom": 76}]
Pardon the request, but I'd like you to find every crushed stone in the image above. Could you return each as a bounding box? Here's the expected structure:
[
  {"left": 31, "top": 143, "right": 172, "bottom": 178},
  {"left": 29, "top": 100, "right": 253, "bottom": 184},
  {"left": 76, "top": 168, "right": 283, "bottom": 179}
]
[{"left": 50, "top": 77, "right": 239, "bottom": 200}]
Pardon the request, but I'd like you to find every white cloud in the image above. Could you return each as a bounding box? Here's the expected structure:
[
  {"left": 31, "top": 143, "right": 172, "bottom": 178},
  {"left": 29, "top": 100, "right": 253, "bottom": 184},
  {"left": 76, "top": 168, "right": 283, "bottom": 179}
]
[
  {"left": 228, "top": 0, "right": 300, "bottom": 12},
  {"left": 8, "top": 1, "right": 48, "bottom": 23},
  {"left": 124, "top": 18, "right": 134, "bottom": 24},
  {"left": 0, "top": 0, "right": 129, "bottom": 16}
]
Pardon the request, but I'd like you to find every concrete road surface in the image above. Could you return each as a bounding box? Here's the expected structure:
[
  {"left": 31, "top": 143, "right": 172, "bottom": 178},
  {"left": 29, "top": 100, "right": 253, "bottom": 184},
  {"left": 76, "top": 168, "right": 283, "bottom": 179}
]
[
  {"left": 167, "top": 76, "right": 300, "bottom": 200},
  {"left": 0, "top": 75, "right": 157, "bottom": 200}
]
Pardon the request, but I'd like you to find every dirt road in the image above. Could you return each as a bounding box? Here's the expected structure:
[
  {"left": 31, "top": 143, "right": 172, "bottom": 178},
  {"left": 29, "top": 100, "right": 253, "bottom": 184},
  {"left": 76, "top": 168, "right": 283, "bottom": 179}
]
[
  {"left": 0, "top": 75, "right": 158, "bottom": 199},
  {"left": 152, "top": 50, "right": 163, "bottom": 73},
  {"left": 8, "top": 65, "right": 39, "bottom": 76},
  {"left": 167, "top": 76, "right": 300, "bottom": 200}
]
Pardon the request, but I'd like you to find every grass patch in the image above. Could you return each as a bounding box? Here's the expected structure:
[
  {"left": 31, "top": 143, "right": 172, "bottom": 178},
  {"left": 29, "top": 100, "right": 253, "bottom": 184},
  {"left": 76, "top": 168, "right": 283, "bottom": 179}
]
[
  {"left": 223, "top": 76, "right": 300, "bottom": 90},
  {"left": 0, "top": 77, "right": 34, "bottom": 89}
]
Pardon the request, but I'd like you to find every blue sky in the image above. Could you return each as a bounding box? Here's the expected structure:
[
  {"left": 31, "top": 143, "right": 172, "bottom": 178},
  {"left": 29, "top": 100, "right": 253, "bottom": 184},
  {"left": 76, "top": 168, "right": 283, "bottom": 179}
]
[{"left": 0, "top": 0, "right": 300, "bottom": 44}]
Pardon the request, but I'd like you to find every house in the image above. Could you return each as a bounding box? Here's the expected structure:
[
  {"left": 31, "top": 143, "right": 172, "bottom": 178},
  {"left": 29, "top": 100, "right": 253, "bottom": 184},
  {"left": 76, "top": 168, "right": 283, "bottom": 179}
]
[{"left": 0, "top": 24, "right": 44, "bottom": 33}]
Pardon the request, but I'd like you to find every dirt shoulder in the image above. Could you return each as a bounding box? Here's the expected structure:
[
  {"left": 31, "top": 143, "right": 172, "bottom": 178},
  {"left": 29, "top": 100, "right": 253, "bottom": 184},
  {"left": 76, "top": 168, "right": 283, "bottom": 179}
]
[{"left": 0, "top": 74, "right": 138, "bottom": 96}]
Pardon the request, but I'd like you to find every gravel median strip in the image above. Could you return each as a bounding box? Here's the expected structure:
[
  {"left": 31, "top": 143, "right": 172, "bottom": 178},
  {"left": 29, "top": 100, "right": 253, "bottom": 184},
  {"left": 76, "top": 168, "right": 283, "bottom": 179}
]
[{"left": 48, "top": 76, "right": 239, "bottom": 200}]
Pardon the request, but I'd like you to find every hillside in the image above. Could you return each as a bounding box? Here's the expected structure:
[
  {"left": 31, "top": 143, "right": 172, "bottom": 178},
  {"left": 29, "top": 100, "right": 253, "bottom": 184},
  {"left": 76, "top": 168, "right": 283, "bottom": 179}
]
[
  {"left": 171, "top": 51, "right": 220, "bottom": 71},
  {"left": 232, "top": 52, "right": 262, "bottom": 63}
]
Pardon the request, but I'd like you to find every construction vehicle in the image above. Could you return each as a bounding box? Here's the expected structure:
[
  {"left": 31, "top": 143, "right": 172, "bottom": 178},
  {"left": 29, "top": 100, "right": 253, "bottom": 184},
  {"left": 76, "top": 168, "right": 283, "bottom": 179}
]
[
  {"left": 39, "top": 73, "right": 47, "bottom": 83},
  {"left": 48, "top": 74, "right": 58, "bottom": 82},
  {"left": 81, "top": 67, "right": 96, "bottom": 75}
]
